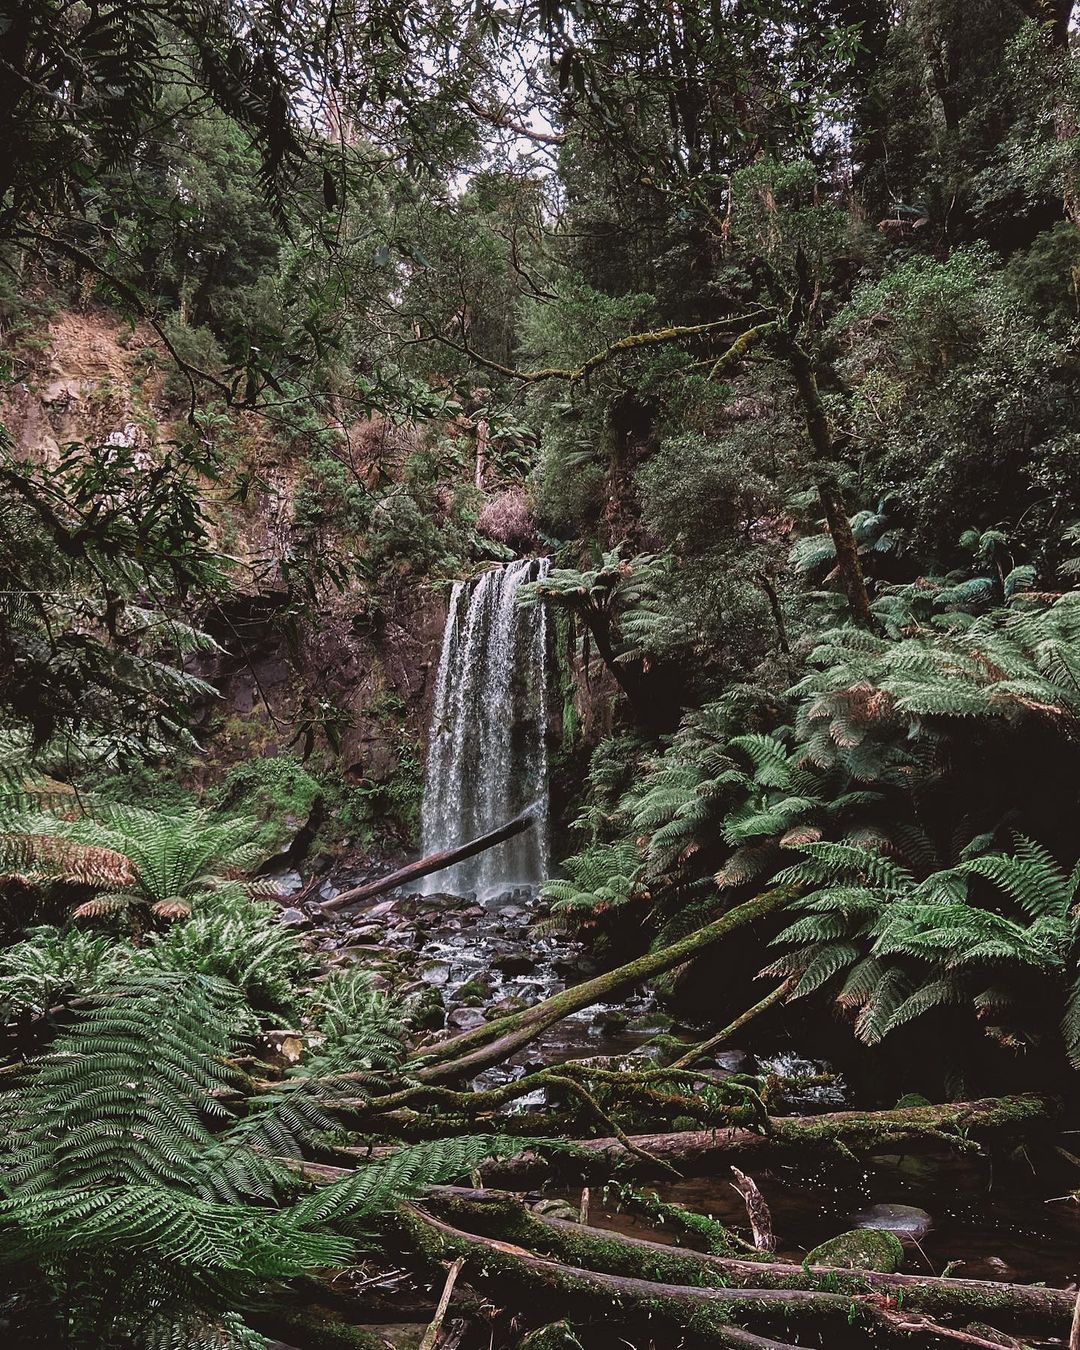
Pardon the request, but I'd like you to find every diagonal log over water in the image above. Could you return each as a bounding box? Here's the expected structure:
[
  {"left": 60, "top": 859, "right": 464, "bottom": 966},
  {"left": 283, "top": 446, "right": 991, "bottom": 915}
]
[
  {"left": 321, "top": 803, "right": 540, "bottom": 913},
  {"left": 408, "top": 886, "right": 794, "bottom": 1083}
]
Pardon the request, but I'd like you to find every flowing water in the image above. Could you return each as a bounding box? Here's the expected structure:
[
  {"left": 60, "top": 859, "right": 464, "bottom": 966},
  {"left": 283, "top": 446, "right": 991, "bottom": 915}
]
[
  {"left": 288, "top": 557, "right": 1080, "bottom": 1344},
  {"left": 418, "top": 557, "right": 551, "bottom": 896}
]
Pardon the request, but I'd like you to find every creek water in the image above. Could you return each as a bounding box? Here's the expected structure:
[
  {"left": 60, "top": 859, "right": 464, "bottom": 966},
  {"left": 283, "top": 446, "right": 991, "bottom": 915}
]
[{"left": 292, "top": 557, "right": 1080, "bottom": 1344}]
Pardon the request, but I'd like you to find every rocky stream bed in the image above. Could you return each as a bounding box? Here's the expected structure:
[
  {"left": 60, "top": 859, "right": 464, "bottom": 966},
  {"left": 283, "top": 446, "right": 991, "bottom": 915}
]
[{"left": 260, "top": 869, "right": 1080, "bottom": 1350}]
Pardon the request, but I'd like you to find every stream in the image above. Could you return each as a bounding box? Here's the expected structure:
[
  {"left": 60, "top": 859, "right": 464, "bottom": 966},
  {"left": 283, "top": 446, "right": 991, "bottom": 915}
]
[
  {"left": 283, "top": 867, "right": 1080, "bottom": 1338},
  {"left": 271, "top": 557, "right": 1080, "bottom": 1346}
]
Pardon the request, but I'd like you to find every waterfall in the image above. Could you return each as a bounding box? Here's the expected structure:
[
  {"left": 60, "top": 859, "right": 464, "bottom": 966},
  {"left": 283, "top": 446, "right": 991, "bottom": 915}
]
[{"left": 419, "top": 558, "right": 550, "bottom": 895}]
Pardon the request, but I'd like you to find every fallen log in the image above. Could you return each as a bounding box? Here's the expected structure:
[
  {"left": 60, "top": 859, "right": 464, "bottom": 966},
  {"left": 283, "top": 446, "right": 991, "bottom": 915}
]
[
  {"left": 671, "top": 979, "right": 795, "bottom": 1071},
  {"left": 321, "top": 802, "right": 540, "bottom": 912},
  {"left": 409, "top": 887, "right": 793, "bottom": 1082},
  {"left": 279, "top": 1164, "right": 1073, "bottom": 1334},
  {"left": 473, "top": 1094, "right": 1055, "bottom": 1184},
  {"left": 396, "top": 1203, "right": 1028, "bottom": 1348},
  {"left": 395, "top": 1204, "right": 810, "bottom": 1349},
  {"left": 425, "top": 1188, "right": 1074, "bottom": 1330}
]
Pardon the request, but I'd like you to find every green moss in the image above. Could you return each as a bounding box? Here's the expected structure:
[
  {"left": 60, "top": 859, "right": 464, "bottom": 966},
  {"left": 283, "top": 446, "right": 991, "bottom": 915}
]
[
  {"left": 806, "top": 1229, "right": 905, "bottom": 1273},
  {"left": 519, "top": 1323, "right": 585, "bottom": 1350},
  {"left": 209, "top": 753, "right": 323, "bottom": 855}
]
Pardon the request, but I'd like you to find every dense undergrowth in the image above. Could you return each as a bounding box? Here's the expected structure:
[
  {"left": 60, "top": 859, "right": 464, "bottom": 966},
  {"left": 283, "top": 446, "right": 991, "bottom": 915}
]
[{"left": 4, "top": 0, "right": 1080, "bottom": 1346}]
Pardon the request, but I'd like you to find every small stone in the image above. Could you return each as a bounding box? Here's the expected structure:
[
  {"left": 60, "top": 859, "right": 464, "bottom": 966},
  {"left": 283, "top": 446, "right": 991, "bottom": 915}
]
[
  {"left": 531, "top": 1198, "right": 581, "bottom": 1222},
  {"left": 850, "top": 1203, "right": 933, "bottom": 1242},
  {"left": 492, "top": 951, "right": 537, "bottom": 976},
  {"left": 277, "top": 907, "right": 310, "bottom": 928},
  {"left": 807, "top": 1229, "right": 905, "bottom": 1272},
  {"left": 446, "top": 1006, "right": 486, "bottom": 1031},
  {"left": 268, "top": 869, "right": 303, "bottom": 897}
]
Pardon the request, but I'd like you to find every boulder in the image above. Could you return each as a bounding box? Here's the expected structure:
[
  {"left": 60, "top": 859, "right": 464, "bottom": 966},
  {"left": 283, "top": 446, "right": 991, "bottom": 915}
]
[{"left": 806, "top": 1229, "right": 905, "bottom": 1272}]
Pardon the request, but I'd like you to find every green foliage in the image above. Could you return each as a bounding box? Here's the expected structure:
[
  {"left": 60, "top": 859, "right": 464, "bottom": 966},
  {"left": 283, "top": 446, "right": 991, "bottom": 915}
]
[
  {"left": 0, "top": 970, "right": 524, "bottom": 1347},
  {"left": 21, "top": 802, "right": 265, "bottom": 923},
  {"left": 767, "top": 834, "right": 1080, "bottom": 1064},
  {"left": 542, "top": 840, "right": 643, "bottom": 922},
  {"left": 0, "top": 925, "right": 130, "bottom": 1020},
  {"left": 141, "top": 891, "right": 314, "bottom": 1015},
  {"left": 210, "top": 756, "right": 323, "bottom": 856}
]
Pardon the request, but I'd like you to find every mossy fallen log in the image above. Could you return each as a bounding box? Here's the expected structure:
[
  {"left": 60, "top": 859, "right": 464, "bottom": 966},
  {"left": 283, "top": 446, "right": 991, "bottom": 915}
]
[
  {"left": 408, "top": 888, "right": 793, "bottom": 1083},
  {"left": 423, "top": 1189, "right": 1073, "bottom": 1330},
  {"left": 394, "top": 1202, "right": 1037, "bottom": 1348},
  {"left": 394, "top": 1203, "right": 816, "bottom": 1349},
  {"left": 474, "top": 1094, "right": 1055, "bottom": 1184}
]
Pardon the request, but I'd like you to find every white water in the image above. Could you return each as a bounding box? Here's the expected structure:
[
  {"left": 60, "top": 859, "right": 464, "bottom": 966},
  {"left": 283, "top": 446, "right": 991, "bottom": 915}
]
[{"left": 419, "top": 558, "right": 551, "bottom": 895}]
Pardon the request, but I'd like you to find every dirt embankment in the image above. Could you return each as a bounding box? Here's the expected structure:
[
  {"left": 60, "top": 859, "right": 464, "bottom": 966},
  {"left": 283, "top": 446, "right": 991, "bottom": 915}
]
[{"left": 1, "top": 303, "right": 446, "bottom": 792}]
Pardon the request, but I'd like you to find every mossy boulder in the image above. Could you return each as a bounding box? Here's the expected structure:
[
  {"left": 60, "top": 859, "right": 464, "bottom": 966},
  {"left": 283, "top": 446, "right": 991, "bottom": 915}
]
[{"left": 806, "top": 1228, "right": 905, "bottom": 1272}]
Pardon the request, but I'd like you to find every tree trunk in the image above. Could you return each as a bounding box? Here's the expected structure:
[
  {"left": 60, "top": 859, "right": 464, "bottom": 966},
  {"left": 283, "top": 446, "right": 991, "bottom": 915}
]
[
  {"left": 782, "top": 335, "right": 873, "bottom": 627},
  {"left": 320, "top": 804, "right": 539, "bottom": 913},
  {"left": 579, "top": 605, "right": 653, "bottom": 725}
]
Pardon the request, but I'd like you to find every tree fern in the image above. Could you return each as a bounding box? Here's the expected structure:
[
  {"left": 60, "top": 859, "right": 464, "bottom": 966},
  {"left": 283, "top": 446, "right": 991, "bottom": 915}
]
[
  {"left": 768, "top": 831, "right": 1080, "bottom": 1063},
  {"left": 541, "top": 839, "right": 643, "bottom": 919}
]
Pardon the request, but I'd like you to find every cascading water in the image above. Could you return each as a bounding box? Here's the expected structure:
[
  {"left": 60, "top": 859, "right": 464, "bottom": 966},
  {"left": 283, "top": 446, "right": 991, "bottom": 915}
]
[{"left": 419, "top": 558, "right": 550, "bottom": 895}]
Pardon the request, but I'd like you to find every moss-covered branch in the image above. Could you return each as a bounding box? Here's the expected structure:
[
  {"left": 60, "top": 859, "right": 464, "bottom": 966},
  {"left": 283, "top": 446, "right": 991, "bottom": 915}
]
[
  {"left": 475, "top": 1094, "right": 1056, "bottom": 1184},
  {"left": 408, "top": 888, "right": 793, "bottom": 1083},
  {"left": 423, "top": 1189, "right": 1073, "bottom": 1330},
  {"left": 419, "top": 314, "right": 776, "bottom": 385}
]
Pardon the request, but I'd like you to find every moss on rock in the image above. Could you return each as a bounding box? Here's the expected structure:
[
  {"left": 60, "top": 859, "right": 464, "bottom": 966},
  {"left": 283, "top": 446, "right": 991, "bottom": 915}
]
[{"left": 806, "top": 1229, "right": 905, "bottom": 1273}]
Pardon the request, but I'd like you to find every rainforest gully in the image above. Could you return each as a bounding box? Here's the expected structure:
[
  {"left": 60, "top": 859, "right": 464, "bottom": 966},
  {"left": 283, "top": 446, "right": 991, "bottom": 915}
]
[{"left": 4, "top": 3, "right": 1080, "bottom": 1349}]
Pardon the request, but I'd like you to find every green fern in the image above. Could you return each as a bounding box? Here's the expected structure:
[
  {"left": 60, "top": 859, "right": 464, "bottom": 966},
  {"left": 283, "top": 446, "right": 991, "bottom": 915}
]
[{"left": 0, "top": 969, "right": 524, "bottom": 1346}]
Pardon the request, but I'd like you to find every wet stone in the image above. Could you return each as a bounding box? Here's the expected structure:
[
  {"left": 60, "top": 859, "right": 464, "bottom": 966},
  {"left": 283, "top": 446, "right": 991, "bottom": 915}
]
[
  {"left": 446, "top": 1006, "right": 487, "bottom": 1031},
  {"left": 420, "top": 961, "right": 451, "bottom": 987},
  {"left": 850, "top": 1203, "right": 933, "bottom": 1242},
  {"left": 492, "top": 951, "right": 537, "bottom": 976},
  {"left": 267, "top": 869, "right": 303, "bottom": 897},
  {"left": 277, "top": 907, "right": 310, "bottom": 928}
]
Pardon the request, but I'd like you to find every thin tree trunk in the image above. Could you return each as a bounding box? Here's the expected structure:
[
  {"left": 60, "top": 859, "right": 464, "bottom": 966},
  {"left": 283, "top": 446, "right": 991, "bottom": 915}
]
[
  {"left": 320, "top": 804, "right": 539, "bottom": 912},
  {"left": 782, "top": 335, "right": 873, "bottom": 627},
  {"left": 418, "top": 1257, "right": 465, "bottom": 1350},
  {"left": 670, "top": 978, "right": 794, "bottom": 1069}
]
